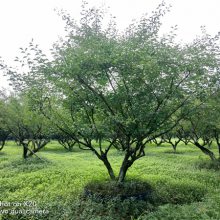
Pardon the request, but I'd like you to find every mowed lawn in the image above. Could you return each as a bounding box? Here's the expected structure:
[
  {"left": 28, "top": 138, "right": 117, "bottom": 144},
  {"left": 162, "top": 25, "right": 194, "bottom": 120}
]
[{"left": 0, "top": 141, "right": 220, "bottom": 220}]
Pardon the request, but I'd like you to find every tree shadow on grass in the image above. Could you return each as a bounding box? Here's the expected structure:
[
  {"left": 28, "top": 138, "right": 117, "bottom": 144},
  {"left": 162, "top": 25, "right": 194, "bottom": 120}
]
[
  {"left": 0, "top": 151, "right": 7, "bottom": 155},
  {"left": 42, "top": 146, "right": 82, "bottom": 154},
  {"left": 163, "top": 150, "right": 184, "bottom": 154},
  {"left": 0, "top": 157, "right": 51, "bottom": 173}
]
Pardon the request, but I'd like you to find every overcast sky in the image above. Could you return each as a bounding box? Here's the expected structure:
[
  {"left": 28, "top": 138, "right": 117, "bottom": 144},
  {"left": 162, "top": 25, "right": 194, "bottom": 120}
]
[{"left": 0, "top": 0, "right": 220, "bottom": 89}]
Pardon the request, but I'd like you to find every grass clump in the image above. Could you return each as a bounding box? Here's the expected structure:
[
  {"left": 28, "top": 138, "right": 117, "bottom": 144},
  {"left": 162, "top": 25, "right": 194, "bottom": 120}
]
[
  {"left": 152, "top": 179, "right": 206, "bottom": 205},
  {"left": 195, "top": 158, "right": 220, "bottom": 171}
]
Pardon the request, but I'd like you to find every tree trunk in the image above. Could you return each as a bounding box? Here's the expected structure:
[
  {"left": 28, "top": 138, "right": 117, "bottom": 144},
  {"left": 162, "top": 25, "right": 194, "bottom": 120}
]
[
  {"left": 0, "top": 140, "right": 5, "bottom": 151},
  {"left": 118, "top": 152, "right": 133, "bottom": 183},
  {"left": 213, "top": 132, "right": 220, "bottom": 159},
  {"left": 216, "top": 141, "right": 220, "bottom": 159},
  {"left": 101, "top": 155, "right": 116, "bottom": 180},
  {"left": 218, "top": 145, "right": 220, "bottom": 159},
  {"left": 194, "top": 142, "right": 216, "bottom": 161},
  {"left": 22, "top": 143, "right": 28, "bottom": 159},
  {"left": 167, "top": 137, "right": 181, "bottom": 153},
  {"left": 118, "top": 163, "right": 129, "bottom": 183},
  {"left": 170, "top": 142, "right": 177, "bottom": 153},
  {"left": 173, "top": 145, "right": 177, "bottom": 153}
]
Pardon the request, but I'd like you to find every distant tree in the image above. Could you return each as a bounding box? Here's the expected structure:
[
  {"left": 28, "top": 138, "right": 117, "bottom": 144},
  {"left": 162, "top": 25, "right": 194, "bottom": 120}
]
[
  {"left": 0, "top": 128, "right": 9, "bottom": 151},
  {"left": 53, "top": 131, "right": 76, "bottom": 152},
  {"left": 181, "top": 97, "right": 220, "bottom": 161},
  {"left": 151, "top": 137, "right": 165, "bottom": 147},
  {"left": 2, "top": 2, "right": 220, "bottom": 181},
  {"left": 201, "top": 92, "right": 220, "bottom": 159},
  {"left": 163, "top": 129, "right": 182, "bottom": 152},
  {"left": 207, "top": 92, "right": 220, "bottom": 158},
  {"left": 1, "top": 94, "right": 51, "bottom": 159},
  {"left": 0, "top": 92, "right": 10, "bottom": 151}
]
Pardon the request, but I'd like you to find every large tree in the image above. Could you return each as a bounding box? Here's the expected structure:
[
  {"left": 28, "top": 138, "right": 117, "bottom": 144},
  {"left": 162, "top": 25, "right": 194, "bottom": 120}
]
[{"left": 3, "top": 2, "right": 220, "bottom": 181}]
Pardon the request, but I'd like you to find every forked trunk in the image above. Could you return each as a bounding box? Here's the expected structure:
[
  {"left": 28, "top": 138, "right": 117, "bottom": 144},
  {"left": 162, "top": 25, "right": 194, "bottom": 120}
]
[{"left": 172, "top": 144, "right": 177, "bottom": 153}]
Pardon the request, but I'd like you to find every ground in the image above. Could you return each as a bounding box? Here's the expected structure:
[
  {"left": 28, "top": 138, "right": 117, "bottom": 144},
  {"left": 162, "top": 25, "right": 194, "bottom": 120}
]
[{"left": 0, "top": 141, "right": 220, "bottom": 219}]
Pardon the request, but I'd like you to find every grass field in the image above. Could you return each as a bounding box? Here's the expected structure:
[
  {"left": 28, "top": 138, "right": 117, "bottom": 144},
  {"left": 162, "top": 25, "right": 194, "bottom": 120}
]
[{"left": 0, "top": 141, "right": 220, "bottom": 219}]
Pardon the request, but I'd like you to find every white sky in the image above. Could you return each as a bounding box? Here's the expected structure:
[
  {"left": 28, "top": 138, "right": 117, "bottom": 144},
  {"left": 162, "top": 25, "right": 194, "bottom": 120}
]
[{"left": 0, "top": 0, "right": 220, "bottom": 90}]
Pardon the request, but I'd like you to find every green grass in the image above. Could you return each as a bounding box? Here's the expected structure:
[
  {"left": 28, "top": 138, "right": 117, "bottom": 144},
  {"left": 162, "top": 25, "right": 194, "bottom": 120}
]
[{"left": 0, "top": 141, "right": 220, "bottom": 219}]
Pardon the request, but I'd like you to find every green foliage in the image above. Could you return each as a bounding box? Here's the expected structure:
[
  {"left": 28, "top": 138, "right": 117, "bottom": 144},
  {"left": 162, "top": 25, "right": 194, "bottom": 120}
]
[{"left": 2, "top": 95, "right": 47, "bottom": 140}]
